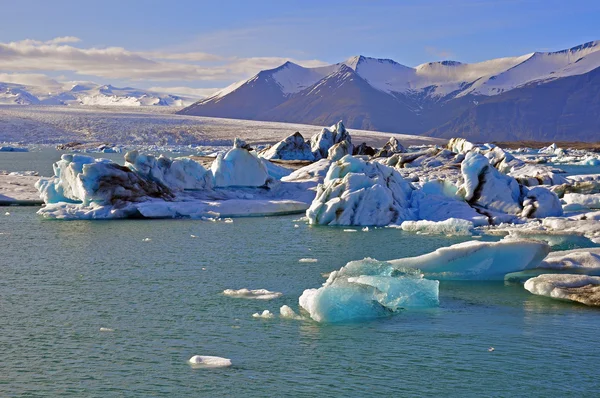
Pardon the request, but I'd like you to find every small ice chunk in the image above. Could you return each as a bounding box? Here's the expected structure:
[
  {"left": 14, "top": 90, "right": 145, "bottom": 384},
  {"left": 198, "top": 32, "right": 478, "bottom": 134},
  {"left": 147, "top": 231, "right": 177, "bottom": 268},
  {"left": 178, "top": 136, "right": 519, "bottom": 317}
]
[
  {"left": 252, "top": 310, "right": 275, "bottom": 319},
  {"left": 4, "top": 212, "right": 10, "bottom": 216},
  {"left": 299, "top": 258, "right": 318, "bottom": 263},
  {"left": 343, "top": 229, "right": 357, "bottom": 232},
  {"left": 399, "top": 218, "right": 473, "bottom": 236},
  {"left": 294, "top": 224, "right": 299, "bottom": 228},
  {"left": 280, "top": 305, "right": 304, "bottom": 320},
  {"left": 188, "top": 355, "right": 232, "bottom": 369},
  {"left": 223, "top": 288, "right": 282, "bottom": 300},
  {"left": 223, "top": 218, "right": 233, "bottom": 223},
  {"left": 362, "top": 227, "right": 369, "bottom": 232},
  {"left": 99, "top": 327, "right": 114, "bottom": 332},
  {"left": 190, "top": 234, "right": 198, "bottom": 238},
  {"left": 142, "top": 238, "right": 152, "bottom": 242}
]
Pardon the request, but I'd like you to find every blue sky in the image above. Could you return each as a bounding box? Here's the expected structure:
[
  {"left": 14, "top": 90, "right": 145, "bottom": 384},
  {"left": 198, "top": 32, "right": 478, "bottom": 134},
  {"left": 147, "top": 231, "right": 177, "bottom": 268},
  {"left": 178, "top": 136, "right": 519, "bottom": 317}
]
[{"left": 1, "top": 0, "right": 599, "bottom": 96}]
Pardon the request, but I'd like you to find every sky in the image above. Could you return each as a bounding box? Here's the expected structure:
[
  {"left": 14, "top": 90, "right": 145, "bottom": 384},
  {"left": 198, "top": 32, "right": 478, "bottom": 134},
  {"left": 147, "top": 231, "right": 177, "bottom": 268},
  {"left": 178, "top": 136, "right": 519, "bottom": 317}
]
[{"left": 1, "top": 0, "right": 599, "bottom": 97}]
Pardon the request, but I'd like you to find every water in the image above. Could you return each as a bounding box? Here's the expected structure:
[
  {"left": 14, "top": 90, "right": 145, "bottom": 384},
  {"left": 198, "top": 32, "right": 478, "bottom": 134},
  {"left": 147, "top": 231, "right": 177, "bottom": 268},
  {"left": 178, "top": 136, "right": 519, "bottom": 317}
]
[{"left": 2, "top": 152, "right": 600, "bottom": 396}]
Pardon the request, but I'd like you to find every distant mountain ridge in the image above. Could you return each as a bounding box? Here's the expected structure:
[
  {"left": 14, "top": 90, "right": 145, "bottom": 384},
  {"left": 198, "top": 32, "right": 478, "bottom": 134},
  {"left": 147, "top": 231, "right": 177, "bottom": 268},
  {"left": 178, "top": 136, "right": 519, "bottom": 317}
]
[
  {"left": 0, "top": 82, "right": 195, "bottom": 107},
  {"left": 179, "top": 40, "right": 600, "bottom": 142}
]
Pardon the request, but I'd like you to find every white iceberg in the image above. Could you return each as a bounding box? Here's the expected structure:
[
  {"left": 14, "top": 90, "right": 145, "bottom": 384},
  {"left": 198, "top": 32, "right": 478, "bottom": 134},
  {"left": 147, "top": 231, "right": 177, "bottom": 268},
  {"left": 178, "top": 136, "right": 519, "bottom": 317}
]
[
  {"left": 563, "top": 193, "right": 600, "bottom": 210},
  {"left": 327, "top": 140, "right": 354, "bottom": 161},
  {"left": 306, "top": 155, "right": 415, "bottom": 226},
  {"left": 188, "top": 355, "right": 232, "bottom": 368},
  {"left": 222, "top": 288, "right": 283, "bottom": 300},
  {"left": 211, "top": 138, "right": 269, "bottom": 188},
  {"left": 299, "top": 258, "right": 439, "bottom": 323},
  {"left": 458, "top": 152, "right": 523, "bottom": 216},
  {"left": 521, "top": 186, "right": 563, "bottom": 218},
  {"left": 259, "top": 132, "right": 315, "bottom": 161},
  {"left": 398, "top": 218, "right": 474, "bottom": 236},
  {"left": 524, "top": 274, "right": 600, "bottom": 306},
  {"left": 124, "top": 150, "right": 211, "bottom": 190},
  {"left": 310, "top": 121, "right": 352, "bottom": 159},
  {"left": 388, "top": 238, "right": 550, "bottom": 280},
  {"left": 35, "top": 154, "right": 173, "bottom": 206},
  {"left": 252, "top": 310, "right": 275, "bottom": 319}
]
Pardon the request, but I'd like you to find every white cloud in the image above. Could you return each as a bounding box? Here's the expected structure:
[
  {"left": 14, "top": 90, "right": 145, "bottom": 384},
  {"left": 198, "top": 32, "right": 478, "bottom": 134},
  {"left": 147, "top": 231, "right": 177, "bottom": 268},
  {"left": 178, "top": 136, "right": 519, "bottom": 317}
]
[
  {"left": 148, "top": 86, "right": 220, "bottom": 98},
  {"left": 0, "top": 37, "right": 327, "bottom": 83}
]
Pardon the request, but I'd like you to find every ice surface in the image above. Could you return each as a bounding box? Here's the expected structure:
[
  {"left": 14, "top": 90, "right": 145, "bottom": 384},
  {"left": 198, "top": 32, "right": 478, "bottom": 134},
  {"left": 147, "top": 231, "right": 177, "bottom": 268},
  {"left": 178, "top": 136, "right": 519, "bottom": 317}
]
[
  {"left": 327, "top": 140, "right": 354, "bottom": 161},
  {"left": 0, "top": 174, "right": 43, "bottom": 205},
  {"left": 399, "top": 218, "right": 474, "bottom": 236},
  {"left": 524, "top": 274, "right": 600, "bottom": 306},
  {"left": 299, "top": 258, "right": 439, "bottom": 323},
  {"left": 389, "top": 238, "right": 550, "bottom": 280},
  {"left": 222, "top": 288, "right": 283, "bottom": 300},
  {"left": 188, "top": 355, "right": 232, "bottom": 369},
  {"left": 306, "top": 155, "right": 415, "bottom": 226}
]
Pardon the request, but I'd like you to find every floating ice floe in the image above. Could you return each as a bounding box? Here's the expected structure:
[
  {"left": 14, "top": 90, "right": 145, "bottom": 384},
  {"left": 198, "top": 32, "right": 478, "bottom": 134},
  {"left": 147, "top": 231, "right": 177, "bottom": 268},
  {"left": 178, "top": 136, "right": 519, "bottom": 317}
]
[
  {"left": 222, "top": 288, "right": 283, "bottom": 300},
  {"left": 299, "top": 258, "right": 439, "bottom": 323},
  {"left": 252, "top": 310, "right": 275, "bottom": 319},
  {"left": 188, "top": 355, "right": 232, "bottom": 369},
  {"left": 524, "top": 274, "right": 600, "bottom": 306},
  {"left": 398, "top": 218, "right": 474, "bottom": 236},
  {"left": 279, "top": 305, "right": 304, "bottom": 320},
  {"left": 298, "top": 258, "right": 318, "bottom": 263},
  {"left": 0, "top": 146, "right": 28, "bottom": 152},
  {"left": 388, "top": 238, "right": 550, "bottom": 280}
]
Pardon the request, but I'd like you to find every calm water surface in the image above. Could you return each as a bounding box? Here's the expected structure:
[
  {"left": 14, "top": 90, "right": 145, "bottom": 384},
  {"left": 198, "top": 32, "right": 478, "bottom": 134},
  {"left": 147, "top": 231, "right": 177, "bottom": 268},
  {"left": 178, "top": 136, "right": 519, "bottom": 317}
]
[{"left": 1, "top": 151, "right": 600, "bottom": 397}]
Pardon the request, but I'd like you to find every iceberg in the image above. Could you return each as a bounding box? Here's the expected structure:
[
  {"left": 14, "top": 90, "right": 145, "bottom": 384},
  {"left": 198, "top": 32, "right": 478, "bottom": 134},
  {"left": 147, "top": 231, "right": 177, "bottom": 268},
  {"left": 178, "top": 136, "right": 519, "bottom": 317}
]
[
  {"left": 524, "top": 274, "right": 600, "bottom": 306},
  {"left": 521, "top": 186, "right": 563, "bottom": 218},
  {"left": 211, "top": 138, "right": 270, "bottom": 188},
  {"left": 398, "top": 218, "right": 474, "bottom": 236},
  {"left": 374, "top": 137, "right": 405, "bottom": 158},
  {"left": 306, "top": 155, "right": 415, "bottom": 226},
  {"left": 252, "top": 310, "right": 275, "bottom": 319},
  {"left": 35, "top": 154, "right": 174, "bottom": 206},
  {"left": 563, "top": 193, "right": 600, "bottom": 210},
  {"left": 310, "top": 121, "right": 352, "bottom": 160},
  {"left": 279, "top": 305, "right": 304, "bottom": 320},
  {"left": 259, "top": 132, "right": 315, "bottom": 161},
  {"left": 222, "top": 288, "right": 283, "bottom": 300},
  {"left": 327, "top": 140, "right": 354, "bottom": 161},
  {"left": 458, "top": 152, "right": 523, "bottom": 216},
  {"left": 124, "top": 150, "right": 211, "bottom": 190},
  {"left": 299, "top": 258, "right": 439, "bottom": 323},
  {"left": 538, "top": 248, "right": 600, "bottom": 272},
  {"left": 388, "top": 238, "right": 550, "bottom": 280},
  {"left": 188, "top": 355, "right": 232, "bottom": 368}
]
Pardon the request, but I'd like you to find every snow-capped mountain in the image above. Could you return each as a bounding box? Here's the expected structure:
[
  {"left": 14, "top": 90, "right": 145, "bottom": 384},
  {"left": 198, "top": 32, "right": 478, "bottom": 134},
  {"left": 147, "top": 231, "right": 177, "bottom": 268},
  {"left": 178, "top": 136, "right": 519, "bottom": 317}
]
[
  {"left": 180, "top": 40, "right": 600, "bottom": 142},
  {"left": 0, "top": 82, "right": 197, "bottom": 107}
]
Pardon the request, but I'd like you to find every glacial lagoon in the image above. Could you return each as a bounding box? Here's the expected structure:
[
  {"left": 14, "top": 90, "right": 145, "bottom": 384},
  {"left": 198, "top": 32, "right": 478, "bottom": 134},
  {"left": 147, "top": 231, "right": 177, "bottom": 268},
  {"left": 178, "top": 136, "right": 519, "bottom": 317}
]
[{"left": 1, "top": 151, "right": 600, "bottom": 396}]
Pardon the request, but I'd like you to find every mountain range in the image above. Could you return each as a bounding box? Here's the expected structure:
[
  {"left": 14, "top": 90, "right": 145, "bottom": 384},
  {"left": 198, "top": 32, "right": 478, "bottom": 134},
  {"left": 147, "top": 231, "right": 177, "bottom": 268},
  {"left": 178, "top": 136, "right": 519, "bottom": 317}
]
[
  {"left": 0, "top": 82, "right": 196, "bottom": 107},
  {"left": 179, "top": 41, "right": 600, "bottom": 142}
]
